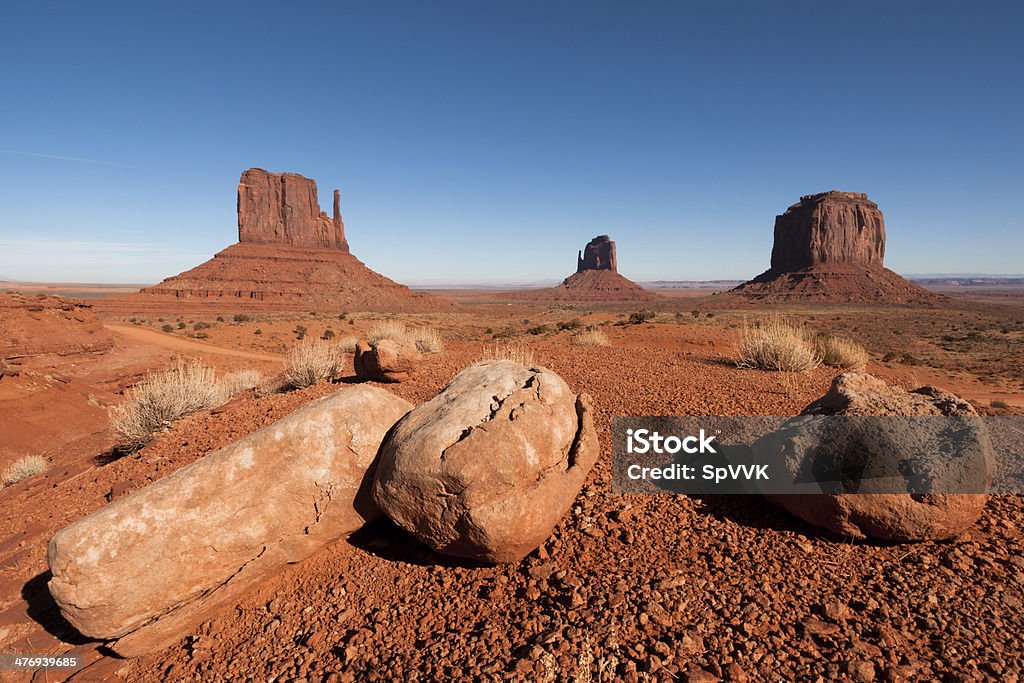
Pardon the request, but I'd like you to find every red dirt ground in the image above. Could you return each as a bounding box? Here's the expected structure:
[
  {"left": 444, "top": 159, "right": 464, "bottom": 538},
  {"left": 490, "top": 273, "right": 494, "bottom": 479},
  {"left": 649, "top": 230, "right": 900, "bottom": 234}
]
[{"left": 1, "top": 289, "right": 1022, "bottom": 682}]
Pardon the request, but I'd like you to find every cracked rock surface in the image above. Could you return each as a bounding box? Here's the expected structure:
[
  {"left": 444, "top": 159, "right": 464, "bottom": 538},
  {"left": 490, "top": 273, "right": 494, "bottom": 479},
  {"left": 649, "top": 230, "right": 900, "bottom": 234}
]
[
  {"left": 372, "top": 360, "right": 598, "bottom": 563},
  {"left": 46, "top": 384, "right": 412, "bottom": 656}
]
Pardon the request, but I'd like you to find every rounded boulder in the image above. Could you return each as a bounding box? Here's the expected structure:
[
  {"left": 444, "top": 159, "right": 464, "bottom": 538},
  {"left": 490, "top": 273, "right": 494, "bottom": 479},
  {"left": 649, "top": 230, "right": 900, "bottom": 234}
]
[
  {"left": 354, "top": 338, "right": 421, "bottom": 383},
  {"left": 760, "top": 372, "right": 992, "bottom": 541},
  {"left": 372, "top": 359, "right": 598, "bottom": 562}
]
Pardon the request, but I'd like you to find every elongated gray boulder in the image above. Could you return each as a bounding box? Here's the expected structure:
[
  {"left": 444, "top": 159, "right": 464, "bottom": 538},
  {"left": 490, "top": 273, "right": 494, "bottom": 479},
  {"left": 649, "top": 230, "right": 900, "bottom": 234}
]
[
  {"left": 373, "top": 360, "right": 598, "bottom": 563},
  {"left": 47, "top": 385, "right": 412, "bottom": 657}
]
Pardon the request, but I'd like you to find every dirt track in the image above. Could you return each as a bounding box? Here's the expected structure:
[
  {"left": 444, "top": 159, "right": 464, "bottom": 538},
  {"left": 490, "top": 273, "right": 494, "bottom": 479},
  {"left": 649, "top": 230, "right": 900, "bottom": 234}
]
[{"left": 103, "top": 324, "right": 283, "bottom": 362}]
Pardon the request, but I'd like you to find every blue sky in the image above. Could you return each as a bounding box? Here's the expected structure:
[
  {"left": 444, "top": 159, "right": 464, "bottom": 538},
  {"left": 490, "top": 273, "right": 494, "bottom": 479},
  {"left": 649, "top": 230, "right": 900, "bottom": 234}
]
[{"left": 1, "top": 1, "right": 1021, "bottom": 284}]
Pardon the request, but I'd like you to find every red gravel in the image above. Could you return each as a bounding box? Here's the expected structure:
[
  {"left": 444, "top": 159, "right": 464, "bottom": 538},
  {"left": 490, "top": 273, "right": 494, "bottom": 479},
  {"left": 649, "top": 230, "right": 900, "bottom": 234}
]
[{"left": 1, "top": 340, "right": 1021, "bottom": 682}]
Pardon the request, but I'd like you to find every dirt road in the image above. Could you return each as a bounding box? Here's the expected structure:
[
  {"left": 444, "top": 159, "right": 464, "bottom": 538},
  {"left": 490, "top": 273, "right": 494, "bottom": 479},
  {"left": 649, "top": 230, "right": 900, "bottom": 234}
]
[{"left": 104, "top": 324, "right": 283, "bottom": 362}]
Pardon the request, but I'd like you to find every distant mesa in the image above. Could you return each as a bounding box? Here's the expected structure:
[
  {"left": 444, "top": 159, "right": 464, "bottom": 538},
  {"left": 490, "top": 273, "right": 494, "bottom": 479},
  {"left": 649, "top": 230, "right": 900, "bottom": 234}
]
[
  {"left": 731, "top": 191, "right": 941, "bottom": 303},
  {"left": 504, "top": 234, "right": 659, "bottom": 302},
  {"left": 117, "top": 169, "right": 451, "bottom": 313}
]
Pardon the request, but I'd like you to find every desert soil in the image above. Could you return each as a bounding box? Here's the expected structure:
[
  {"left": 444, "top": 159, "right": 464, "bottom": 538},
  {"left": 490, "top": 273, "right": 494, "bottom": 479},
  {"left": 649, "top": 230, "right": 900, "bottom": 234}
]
[{"left": 0, "top": 287, "right": 1022, "bottom": 682}]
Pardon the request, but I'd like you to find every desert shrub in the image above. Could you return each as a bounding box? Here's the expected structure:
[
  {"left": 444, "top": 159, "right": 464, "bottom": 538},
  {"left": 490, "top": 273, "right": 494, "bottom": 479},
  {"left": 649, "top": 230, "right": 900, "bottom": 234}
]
[
  {"left": 629, "top": 309, "right": 656, "bottom": 325},
  {"left": 194, "top": 332, "right": 209, "bottom": 339},
  {"left": 571, "top": 329, "right": 610, "bottom": 347},
  {"left": 480, "top": 340, "right": 535, "bottom": 366},
  {"left": 220, "top": 369, "right": 264, "bottom": 396},
  {"left": 216, "top": 316, "right": 225, "bottom": 322},
  {"left": 691, "top": 310, "right": 700, "bottom": 318},
  {"left": 321, "top": 329, "right": 336, "bottom": 340},
  {"left": 284, "top": 339, "right": 345, "bottom": 389},
  {"left": 161, "top": 324, "right": 174, "bottom": 333},
  {"left": 177, "top": 322, "right": 186, "bottom": 329},
  {"left": 367, "top": 320, "right": 443, "bottom": 352},
  {"left": 367, "top": 319, "right": 408, "bottom": 342},
  {"left": 1, "top": 455, "right": 48, "bottom": 487},
  {"left": 254, "top": 328, "right": 262, "bottom": 335},
  {"left": 736, "top": 317, "right": 822, "bottom": 372},
  {"left": 557, "top": 318, "right": 583, "bottom": 331},
  {"left": 817, "top": 335, "right": 869, "bottom": 370},
  {"left": 527, "top": 324, "right": 553, "bottom": 336},
  {"left": 334, "top": 335, "right": 358, "bottom": 353},
  {"left": 294, "top": 324, "right": 308, "bottom": 340},
  {"left": 194, "top": 321, "right": 212, "bottom": 331},
  {"left": 409, "top": 327, "right": 443, "bottom": 353},
  {"left": 109, "top": 361, "right": 228, "bottom": 450},
  {"left": 233, "top": 314, "right": 252, "bottom": 323}
]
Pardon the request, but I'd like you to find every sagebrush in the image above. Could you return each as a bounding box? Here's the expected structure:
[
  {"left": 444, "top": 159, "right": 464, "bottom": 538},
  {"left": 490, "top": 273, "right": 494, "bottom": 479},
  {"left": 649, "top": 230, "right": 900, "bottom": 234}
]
[
  {"left": 736, "top": 317, "right": 822, "bottom": 372},
  {"left": 817, "top": 335, "right": 869, "bottom": 370},
  {"left": 284, "top": 338, "right": 346, "bottom": 389},
  {"left": 109, "top": 361, "right": 230, "bottom": 450},
  {"left": 1, "top": 455, "right": 48, "bottom": 487},
  {"left": 571, "top": 329, "right": 610, "bottom": 347},
  {"left": 367, "top": 319, "right": 443, "bottom": 352},
  {"left": 480, "top": 340, "right": 535, "bottom": 366}
]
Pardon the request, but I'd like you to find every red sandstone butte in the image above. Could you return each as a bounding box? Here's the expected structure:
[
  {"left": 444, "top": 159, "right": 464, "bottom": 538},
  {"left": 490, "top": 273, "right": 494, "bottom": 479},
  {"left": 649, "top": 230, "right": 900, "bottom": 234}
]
[
  {"left": 733, "top": 191, "right": 940, "bottom": 304},
  {"left": 116, "top": 169, "right": 453, "bottom": 313},
  {"left": 505, "top": 234, "right": 659, "bottom": 302}
]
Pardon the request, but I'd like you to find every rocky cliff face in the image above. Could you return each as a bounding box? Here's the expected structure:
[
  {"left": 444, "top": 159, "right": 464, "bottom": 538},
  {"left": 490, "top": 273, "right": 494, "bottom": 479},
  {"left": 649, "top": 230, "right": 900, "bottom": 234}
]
[
  {"left": 237, "top": 169, "right": 348, "bottom": 250},
  {"left": 577, "top": 235, "right": 617, "bottom": 273},
  {"left": 770, "top": 191, "right": 885, "bottom": 272}
]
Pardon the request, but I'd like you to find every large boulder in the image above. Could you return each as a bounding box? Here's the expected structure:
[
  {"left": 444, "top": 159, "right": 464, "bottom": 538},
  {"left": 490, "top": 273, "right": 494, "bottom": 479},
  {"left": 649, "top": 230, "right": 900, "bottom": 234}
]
[
  {"left": 372, "top": 360, "right": 599, "bottom": 562},
  {"left": 354, "top": 338, "right": 421, "bottom": 383},
  {"left": 759, "top": 373, "right": 992, "bottom": 541},
  {"left": 47, "top": 385, "right": 412, "bottom": 657}
]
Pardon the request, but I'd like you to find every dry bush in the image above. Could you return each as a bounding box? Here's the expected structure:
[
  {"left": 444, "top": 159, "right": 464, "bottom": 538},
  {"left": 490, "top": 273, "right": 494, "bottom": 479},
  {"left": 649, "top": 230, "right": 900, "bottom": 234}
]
[
  {"left": 284, "top": 338, "right": 346, "bottom": 389},
  {"left": 1, "top": 455, "right": 48, "bottom": 487},
  {"left": 110, "top": 361, "right": 227, "bottom": 450},
  {"left": 409, "top": 327, "right": 443, "bottom": 353},
  {"left": 571, "top": 329, "right": 610, "bottom": 347},
  {"left": 335, "top": 335, "right": 359, "bottom": 353},
  {"left": 480, "top": 340, "right": 535, "bottom": 366},
  {"left": 367, "top": 319, "right": 408, "bottom": 343},
  {"left": 220, "top": 369, "right": 264, "bottom": 396},
  {"left": 736, "top": 317, "right": 822, "bottom": 372},
  {"left": 367, "top": 319, "right": 443, "bottom": 353},
  {"left": 817, "top": 334, "right": 869, "bottom": 370}
]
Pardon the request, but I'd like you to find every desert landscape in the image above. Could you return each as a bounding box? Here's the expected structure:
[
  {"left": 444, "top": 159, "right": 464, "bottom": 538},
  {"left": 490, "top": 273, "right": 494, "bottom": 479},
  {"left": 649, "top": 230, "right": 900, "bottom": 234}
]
[
  {"left": 0, "top": 167, "right": 1021, "bottom": 682},
  {"left": 3, "top": 4, "right": 1023, "bottom": 681}
]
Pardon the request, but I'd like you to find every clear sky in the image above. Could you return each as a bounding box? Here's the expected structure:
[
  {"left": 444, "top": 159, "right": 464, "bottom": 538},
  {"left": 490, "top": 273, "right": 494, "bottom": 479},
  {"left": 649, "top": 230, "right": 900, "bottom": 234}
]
[{"left": 1, "top": 1, "right": 1021, "bottom": 285}]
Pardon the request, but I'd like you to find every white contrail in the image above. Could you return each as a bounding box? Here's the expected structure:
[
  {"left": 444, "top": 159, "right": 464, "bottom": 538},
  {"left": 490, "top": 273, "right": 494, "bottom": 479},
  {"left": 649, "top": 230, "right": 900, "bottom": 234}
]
[{"left": 0, "top": 149, "right": 133, "bottom": 167}]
